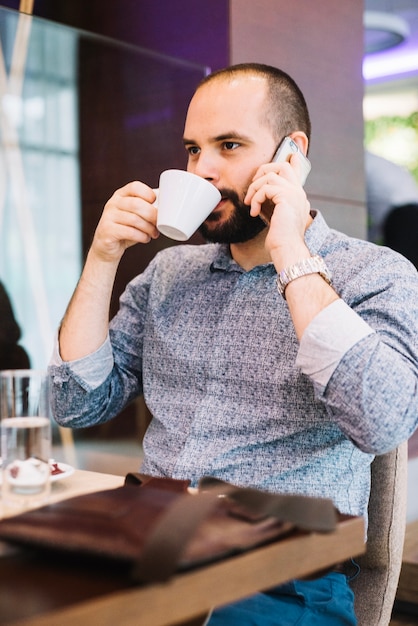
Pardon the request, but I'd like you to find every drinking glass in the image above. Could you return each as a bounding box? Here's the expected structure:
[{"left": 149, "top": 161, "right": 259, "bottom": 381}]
[{"left": 0, "top": 370, "right": 51, "bottom": 510}]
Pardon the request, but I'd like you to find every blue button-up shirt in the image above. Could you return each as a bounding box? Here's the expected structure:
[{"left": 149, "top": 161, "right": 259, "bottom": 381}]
[{"left": 50, "top": 211, "right": 418, "bottom": 520}]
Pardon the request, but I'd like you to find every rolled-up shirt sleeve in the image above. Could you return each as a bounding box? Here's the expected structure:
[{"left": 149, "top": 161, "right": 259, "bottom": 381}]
[
  {"left": 50, "top": 333, "right": 114, "bottom": 391},
  {"left": 296, "top": 299, "right": 375, "bottom": 388}
]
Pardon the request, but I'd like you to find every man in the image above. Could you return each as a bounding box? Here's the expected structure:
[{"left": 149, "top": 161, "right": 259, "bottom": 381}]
[{"left": 50, "top": 64, "right": 418, "bottom": 625}]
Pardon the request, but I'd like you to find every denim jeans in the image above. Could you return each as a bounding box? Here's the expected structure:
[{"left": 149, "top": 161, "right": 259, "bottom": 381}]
[{"left": 206, "top": 572, "right": 357, "bottom": 625}]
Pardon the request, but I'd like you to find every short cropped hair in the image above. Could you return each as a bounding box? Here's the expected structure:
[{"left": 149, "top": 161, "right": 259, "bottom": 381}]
[{"left": 196, "top": 63, "right": 311, "bottom": 146}]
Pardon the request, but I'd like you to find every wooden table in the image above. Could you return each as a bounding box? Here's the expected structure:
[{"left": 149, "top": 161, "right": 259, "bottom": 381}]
[{"left": 0, "top": 469, "right": 365, "bottom": 626}]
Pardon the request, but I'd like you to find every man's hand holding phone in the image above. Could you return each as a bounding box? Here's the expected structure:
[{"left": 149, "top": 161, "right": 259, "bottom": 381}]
[
  {"left": 244, "top": 135, "right": 312, "bottom": 265},
  {"left": 254, "top": 136, "right": 311, "bottom": 226},
  {"left": 271, "top": 137, "right": 311, "bottom": 185}
]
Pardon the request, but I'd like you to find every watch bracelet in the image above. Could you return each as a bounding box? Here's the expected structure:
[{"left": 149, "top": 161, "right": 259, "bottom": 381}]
[{"left": 276, "top": 254, "right": 332, "bottom": 299}]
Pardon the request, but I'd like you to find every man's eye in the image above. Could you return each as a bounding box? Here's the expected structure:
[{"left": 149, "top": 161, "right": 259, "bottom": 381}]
[
  {"left": 186, "top": 146, "right": 200, "bottom": 156},
  {"left": 223, "top": 142, "right": 239, "bottom": 151}
]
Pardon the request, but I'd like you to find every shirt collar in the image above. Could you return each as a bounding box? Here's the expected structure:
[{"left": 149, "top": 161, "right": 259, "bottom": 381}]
[{"left": 210, "top": 245, "right": 243, "bottom": 273}]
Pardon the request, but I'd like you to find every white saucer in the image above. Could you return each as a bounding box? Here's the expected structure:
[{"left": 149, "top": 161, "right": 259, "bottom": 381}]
[
  {"left": 0, "top": 460, "right": 75, "bottom": 483},
  {"left": 50, "top": 461, "right": 75, "bottom": 482}
]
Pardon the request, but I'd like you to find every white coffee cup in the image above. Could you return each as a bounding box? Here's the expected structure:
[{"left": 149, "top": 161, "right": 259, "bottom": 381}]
[{"left": 155, "top": 169, "right": 221, "bottom": 241}]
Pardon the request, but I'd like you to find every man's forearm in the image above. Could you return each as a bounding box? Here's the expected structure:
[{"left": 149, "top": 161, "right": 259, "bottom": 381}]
[
  {"left": 270, "top": 242, "right": 339, "bottom": 341},
  {"left": 58, "top": 180, "right": 159, "bottom": 362},
  {"left": 59, "top": 249, "right": 119, "bottom": 361}
]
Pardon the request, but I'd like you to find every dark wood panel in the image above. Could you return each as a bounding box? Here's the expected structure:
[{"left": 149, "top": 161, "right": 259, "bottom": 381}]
[{"left": 75, "top": 34, "right": 208, "bottom": 319}]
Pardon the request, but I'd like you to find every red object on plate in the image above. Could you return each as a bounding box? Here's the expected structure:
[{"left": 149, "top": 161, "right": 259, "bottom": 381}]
[{"left": 50, "top": 462, "right": 64, "bottom": 476}]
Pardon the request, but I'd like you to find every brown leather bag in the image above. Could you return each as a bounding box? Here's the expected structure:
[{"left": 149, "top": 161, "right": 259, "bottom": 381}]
[{"left": 0, "top": 474, "right": 337, "bottom": 584}]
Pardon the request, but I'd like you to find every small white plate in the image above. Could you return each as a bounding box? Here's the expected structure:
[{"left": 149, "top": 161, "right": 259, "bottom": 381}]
[
  {"left": 50, "top": 461, "right": 75, "bottom": 482},
  {"left": 0, "top": 460, "right": 75, "bottom": 483}
]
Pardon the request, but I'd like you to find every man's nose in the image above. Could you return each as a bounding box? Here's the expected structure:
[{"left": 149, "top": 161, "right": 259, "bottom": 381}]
[{"left": 189, "top": 152, "right": 219, "bottom": 183}]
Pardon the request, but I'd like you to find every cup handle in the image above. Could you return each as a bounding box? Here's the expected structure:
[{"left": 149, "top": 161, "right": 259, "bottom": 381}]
[{"left": 152, "top": 188, "right": 159, "bottom": 208}]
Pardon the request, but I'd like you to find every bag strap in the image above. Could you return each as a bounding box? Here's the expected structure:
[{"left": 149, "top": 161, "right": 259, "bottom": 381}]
[
  {"left": 131, "top": 490, "right": 220, "bottom": 583},
  {"left": 129, "top": 475, "right": 337, "bottom": 583},
  {"left": 198, "top": 476, "right": 337, "bottom": 532},
  {"left": 125, "top": 472, "right": 190, "bottom": 492}
]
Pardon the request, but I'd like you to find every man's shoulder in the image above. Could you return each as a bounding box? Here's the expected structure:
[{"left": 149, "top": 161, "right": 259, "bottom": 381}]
[
  {"left": 323, "top": 226, "right": 418, "bottom": 300},
  {"left": 326, "top": 226, "right": 412, "bottom": 265}
]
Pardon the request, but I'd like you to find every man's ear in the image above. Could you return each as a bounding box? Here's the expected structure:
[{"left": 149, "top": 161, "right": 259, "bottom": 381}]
[{"left": 289, "top": 132, "right": 309, "bottom": 157}]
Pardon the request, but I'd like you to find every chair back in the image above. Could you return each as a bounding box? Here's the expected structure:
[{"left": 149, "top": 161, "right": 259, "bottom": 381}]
[{"left": 351, "top": 442, "right": 408, "bottom": 626}]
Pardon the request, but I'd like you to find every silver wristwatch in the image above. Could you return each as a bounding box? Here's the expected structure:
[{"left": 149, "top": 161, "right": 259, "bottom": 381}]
[{"left": 276, "top": 255, "right": 332, "bottom": 299}]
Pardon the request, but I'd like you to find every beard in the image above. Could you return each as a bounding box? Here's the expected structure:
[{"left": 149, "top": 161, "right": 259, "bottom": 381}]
[{"left": 198, "top": 188, "right": 266, "bottom": 244}]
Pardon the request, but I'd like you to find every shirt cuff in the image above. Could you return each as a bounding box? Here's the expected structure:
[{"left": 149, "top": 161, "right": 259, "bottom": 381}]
[
  {"left": 296, "top": 299, "right": 375, "bottom": 387},
  {"left": 50, "top": 333, "right": 114, "bottom": 390}
]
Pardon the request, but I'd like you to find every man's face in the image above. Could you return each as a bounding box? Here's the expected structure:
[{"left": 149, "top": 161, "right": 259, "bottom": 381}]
[{"left": 183, "top": 75, "right": 277, "bottom": 244}]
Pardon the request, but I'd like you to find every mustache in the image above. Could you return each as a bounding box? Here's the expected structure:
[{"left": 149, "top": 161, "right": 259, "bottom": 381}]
[
  {"left": 199, "top": 185, "right": 266, "bottom": 243},
  {"left": 205, "top": 187, "right": 248, "bottom": 223},
  {"left": 219, "top": 188, "right": 250, "bottom": 210}
]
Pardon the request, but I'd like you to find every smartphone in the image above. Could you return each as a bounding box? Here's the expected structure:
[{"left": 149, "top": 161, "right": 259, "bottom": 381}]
[
  {"left": 271, "top": 136, "right": 311, "bottom": 185},
  {"left": 259, "top": 136, "right": 311, "bottom": 225}
]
